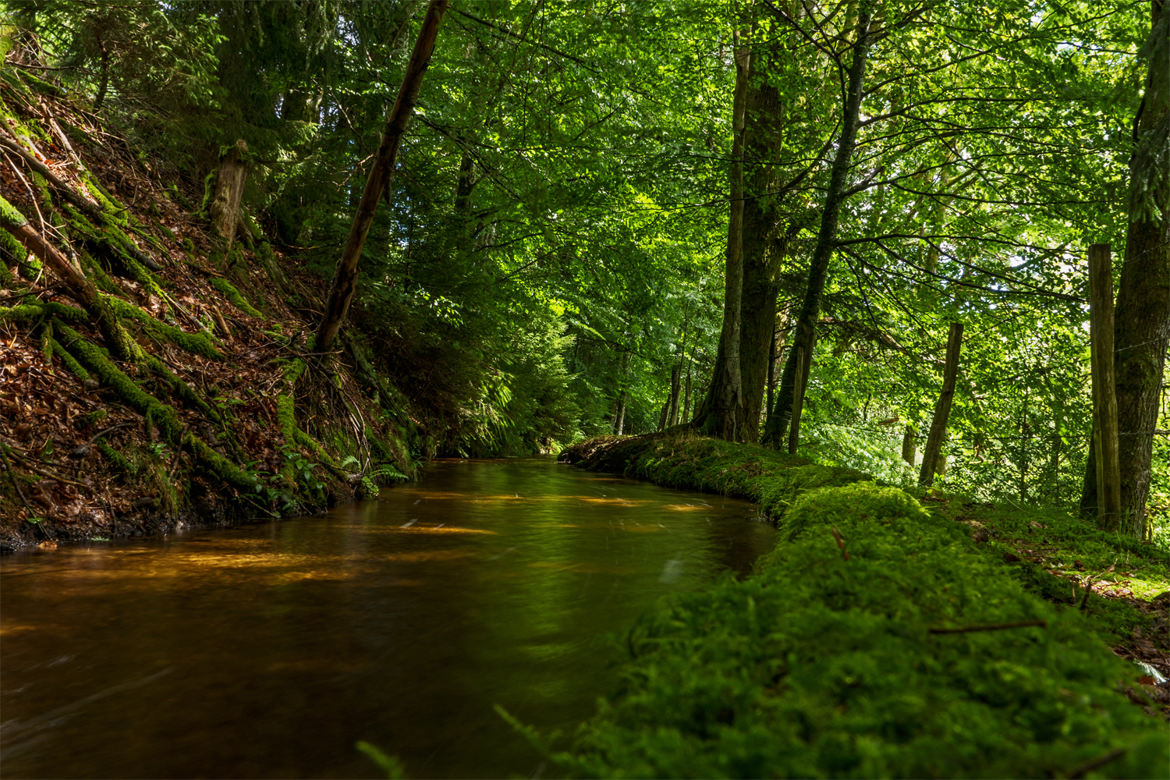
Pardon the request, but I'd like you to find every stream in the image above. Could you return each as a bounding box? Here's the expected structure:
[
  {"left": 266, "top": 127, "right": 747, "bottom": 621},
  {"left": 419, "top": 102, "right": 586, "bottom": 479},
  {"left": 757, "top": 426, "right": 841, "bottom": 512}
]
[{"left": 0, "top": 458, "right": 775, "bottom": 778}]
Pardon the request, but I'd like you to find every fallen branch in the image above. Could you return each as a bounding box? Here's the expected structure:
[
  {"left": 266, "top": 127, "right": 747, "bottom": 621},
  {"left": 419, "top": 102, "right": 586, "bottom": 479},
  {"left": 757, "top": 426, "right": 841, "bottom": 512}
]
[
  {"left": 1067, "top": 747, "right": 1126, "bottom": 778},
  {"left": 928, "top": 620, "right": 1047, "bottom": 635}
]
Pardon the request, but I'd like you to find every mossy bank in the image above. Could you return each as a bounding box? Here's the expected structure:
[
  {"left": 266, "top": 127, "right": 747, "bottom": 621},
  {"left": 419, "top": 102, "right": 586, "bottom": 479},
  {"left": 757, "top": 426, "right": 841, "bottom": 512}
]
[
  {"left": 0, "top": 65, "right": 422, "bottom": 550},
  {"left": 553, "top": 432, "right": 1170, "bottom": 778}
]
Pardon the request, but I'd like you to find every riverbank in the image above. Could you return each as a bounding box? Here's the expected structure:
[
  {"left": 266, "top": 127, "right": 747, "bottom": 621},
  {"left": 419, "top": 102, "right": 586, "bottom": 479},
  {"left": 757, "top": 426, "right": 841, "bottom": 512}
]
[
  {"left": 0, "top": 67, "right": 421, "bottom": 551},
  {"left": 555, "top": 431, "right": 1170, "bottom": 777}
]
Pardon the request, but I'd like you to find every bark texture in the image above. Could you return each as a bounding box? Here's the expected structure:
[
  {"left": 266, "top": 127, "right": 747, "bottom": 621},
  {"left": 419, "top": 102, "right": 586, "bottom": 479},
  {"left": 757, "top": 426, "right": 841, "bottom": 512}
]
[{"left": 692, "top": 30, "right": 751, "bottom": 440}]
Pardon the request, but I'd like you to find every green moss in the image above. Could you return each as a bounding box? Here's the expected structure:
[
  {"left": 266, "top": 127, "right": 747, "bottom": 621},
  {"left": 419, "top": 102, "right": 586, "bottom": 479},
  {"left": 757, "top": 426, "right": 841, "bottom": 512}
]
[
  {"left": 0, "top": 194, "right": 29, "bottom": 228},
  {"left": 51, "top": 332, "right": 95, "bottom": 382},
  {"left": 199, "top": 170, "right": 217, "bottom": 216},
  {"left": 142, "top": 353, "right": 221, "bottom": 423},
  {"left": 14, "top": 69, "right": 64, "bottom": 97},
  {"left": 555, "top": 476, "right": 1167, "bottom": 779},
  {"left": 97, "top": 441, "right": 136, "bottom": 475},
  {"left": 0, "top": 301, "right": 87, "bottom": 323},
  {"left": 210, "top": 276, "right": 263, "bottom": 317},
  {"left": 103, "top": 294, "right": 222, "bottom": 360},
  {"left": 29, "top": 172, "right": 52, "bottom": 209}
]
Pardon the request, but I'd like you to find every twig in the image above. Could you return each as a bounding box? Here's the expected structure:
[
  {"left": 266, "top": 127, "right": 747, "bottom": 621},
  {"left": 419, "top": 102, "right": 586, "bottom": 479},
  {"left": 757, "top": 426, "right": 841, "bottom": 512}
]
[
  {"left": 928, "top": 620, "right": 1047, "bottom": 635},
  {"left": 0, "top": 443, "right": 34, "bottom": 515},
  {"left": 1067, "top": 748, "right": 1126, "bottom": 778},
  {"left": 830, "top": 526, "right": 850, "bottom": 561}
]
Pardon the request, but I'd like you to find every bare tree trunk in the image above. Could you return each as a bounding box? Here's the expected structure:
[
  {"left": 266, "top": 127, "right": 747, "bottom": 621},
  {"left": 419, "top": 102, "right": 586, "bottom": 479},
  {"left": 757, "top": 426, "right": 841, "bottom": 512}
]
[
  {"left": 315, "top": 0, "right": 448, "bottom": 353},
  {"left": 692, "top": 28, "right": 750, "bottom": 440},
  {"left": 762, "top": 1, "right": 874, "bottom": 448},
  {"left": 919, "top": 323, "right": 963, "bottom": 488},
  {"left": 210, "top": 139, "right": 248, "bottom": 250},
  {"left": 667, "top": 363, "right": 683, "bottom": 427}
]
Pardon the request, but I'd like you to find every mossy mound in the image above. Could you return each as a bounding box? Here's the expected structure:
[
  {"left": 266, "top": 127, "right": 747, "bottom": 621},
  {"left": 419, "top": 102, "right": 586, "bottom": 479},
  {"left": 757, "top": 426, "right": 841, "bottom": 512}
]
[
  {"left": 554, "top": 480, "right": 1167, "bottom": 778},
  {"left": 560, "top": 431, "right": 866, "bottom": 512}
]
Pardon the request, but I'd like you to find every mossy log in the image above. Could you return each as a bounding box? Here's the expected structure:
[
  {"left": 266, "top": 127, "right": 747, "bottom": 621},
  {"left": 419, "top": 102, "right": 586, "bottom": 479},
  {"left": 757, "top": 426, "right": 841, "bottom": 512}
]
[
  {"left": 103, "top": 294, "right": 223, "bottom": 360},
  {"left": 210, "top": 276, "right": 263, "bottom": 318},
  {"left": 54, "top": 320, "right": 260, "bottom": 494}
]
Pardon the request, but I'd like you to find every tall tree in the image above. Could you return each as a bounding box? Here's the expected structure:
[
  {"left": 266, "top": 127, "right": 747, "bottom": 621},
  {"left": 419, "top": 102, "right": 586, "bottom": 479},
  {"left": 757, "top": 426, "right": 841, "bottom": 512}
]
[
  {"left": 1081, "top": 0, "right": 1170, "bottom": 537},
  {"left": 762, "top": 0, "right": 875, "bottom": 450},
  {"left": 692, "top": 21, "right": 751, "bottom": 440}
]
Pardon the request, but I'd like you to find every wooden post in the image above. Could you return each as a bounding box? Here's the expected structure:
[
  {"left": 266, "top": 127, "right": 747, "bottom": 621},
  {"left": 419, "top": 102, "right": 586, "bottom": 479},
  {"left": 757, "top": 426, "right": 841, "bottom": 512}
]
[
  {"left": 919, "top": 322, "right": 963, "bottom": 488},
  {"left": 1088, "top": 243, "right": 1122, "bottom": 529}
]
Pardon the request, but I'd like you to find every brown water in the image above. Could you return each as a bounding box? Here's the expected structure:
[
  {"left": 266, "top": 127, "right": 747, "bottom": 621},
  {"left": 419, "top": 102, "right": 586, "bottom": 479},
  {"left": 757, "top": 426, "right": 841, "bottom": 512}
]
[{"left": 0, "top": 458, "right": 774, "bottom": 778}]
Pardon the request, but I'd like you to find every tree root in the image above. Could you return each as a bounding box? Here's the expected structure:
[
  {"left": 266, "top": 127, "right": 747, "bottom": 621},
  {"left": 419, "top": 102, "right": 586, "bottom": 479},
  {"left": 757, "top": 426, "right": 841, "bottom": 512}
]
[{"left": 54, "top": 320, "right": 259, "bottom": 495}]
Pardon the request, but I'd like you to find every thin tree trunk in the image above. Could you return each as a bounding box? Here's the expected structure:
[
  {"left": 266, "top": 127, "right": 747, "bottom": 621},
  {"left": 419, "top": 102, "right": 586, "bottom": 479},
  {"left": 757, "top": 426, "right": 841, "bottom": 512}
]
[
  {"left": 683, "top": 361, "right": 693, "bottom": 423},
  {"left": 668, "top": 363, "right": 682, "bottom": 427},
  {"left": 919, "top": 322, "right": 964, "bottom": 488},
  {"left": 762, "top": 1, "right": 874, "bottom": 447},
  {"left": 94, "top": 34, "right": 109, "bottom": 111},
  {"left": 691, "top": 27, "right": 750, "bottom": 440},
  {"left": 1089, "top": 244, "right": 1123, "bottom": 528},
  {"left": 901, "top": 426, "right": 916, "bottom": 466},
  {"left": 315, "top": 0, "right": 448, "bottom": 353}
]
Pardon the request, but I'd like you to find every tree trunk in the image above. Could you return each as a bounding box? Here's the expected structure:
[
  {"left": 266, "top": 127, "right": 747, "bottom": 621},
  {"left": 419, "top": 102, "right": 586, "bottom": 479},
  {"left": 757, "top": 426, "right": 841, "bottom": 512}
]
[
  {"left": 1081, "top": 3, "right": 1169, "bottom": 536},
  {"left": 667, "top": 362, "right": 683, "bottom": 427},
  {"left": 209, "top": 139, "right": 248, "bottom": 250},
  {"left": 901, "top": 426, "right": 916, "bottom": 466},
  {"left": 762, "top": 1, "right": 874, "bottom": 448},
  {"left": 691, "top": 27, "right": 750, "bottom": 440},
  {"left": 315, "top": 0, "right": 449, "bottom": 353},
  {"left": 919, "top": 322, "right": 964, "bottom": 488},
  {"left": 737, "top": 40, "right": 786, "bottom": 440},
  {"left": 1088, "top": 244, "right": 1123, "bottom": 528}
]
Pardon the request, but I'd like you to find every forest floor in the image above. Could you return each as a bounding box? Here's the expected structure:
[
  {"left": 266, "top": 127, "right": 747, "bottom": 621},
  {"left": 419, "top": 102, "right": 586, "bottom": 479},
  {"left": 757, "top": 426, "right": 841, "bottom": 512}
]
[
  {"left": 560, "top": 431, "right": 1170, "bottom": 717},
  {"left": 0, "top": 67, "right": 420, "bottom": 551}
]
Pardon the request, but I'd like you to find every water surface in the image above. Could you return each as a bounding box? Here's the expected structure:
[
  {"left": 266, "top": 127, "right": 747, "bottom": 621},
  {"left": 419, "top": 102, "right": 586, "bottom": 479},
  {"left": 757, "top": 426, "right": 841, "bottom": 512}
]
[{"left": 1, "top": 458, "right": 774, "bottom": 778}]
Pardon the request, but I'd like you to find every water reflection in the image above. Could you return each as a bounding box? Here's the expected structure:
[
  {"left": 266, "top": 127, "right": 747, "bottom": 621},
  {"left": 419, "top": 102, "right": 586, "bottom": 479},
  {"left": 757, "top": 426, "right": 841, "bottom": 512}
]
[{"left": 1, "top": 458, "right": 774, "bottom": 778}]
